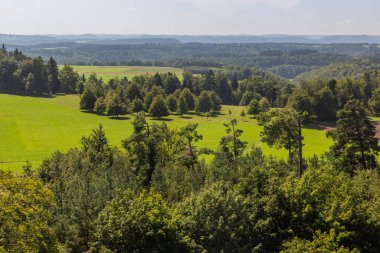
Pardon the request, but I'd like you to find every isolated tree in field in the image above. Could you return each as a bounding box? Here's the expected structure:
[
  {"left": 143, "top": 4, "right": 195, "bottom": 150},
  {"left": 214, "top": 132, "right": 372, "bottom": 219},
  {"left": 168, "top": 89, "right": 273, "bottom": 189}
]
[
  {"left": 259, "top": 97, "right": 271, "bottom": 113},
  {"left": 94, "top": 97, "right": 106, "bottom": 115},
  {"left": 315, "top": 86, "right": 336, "bottom": 121},
  {"left": 220, "top": 119, "right": 247, "bottom": 160},
  {"left": 179, "top": 123, "right": 203, "bottom": 169},
  {"left": 80, "top": 87, "right": 97, "bottom": 111},
  {"left": 177, "top": 95, "right": 188, "bottom": 117},
  {"left": 327, "top": 99, "right": 379, "bottom": 173},
  {"left": 247, "top": 99, "right": 260, "bottom": 116},
  {"left": 106, "top": 91, "right": 128, "bottom": 117},
  {"left": 240, "top": 110, "right": 246, "bottom": 122},
  {"left": 259, "top": 108, "right": 305, "bottom": 177},
  {"left": 166, "top": 94, "right": 177, "bottom": 112},
  {"left": 196, "top": 90, "right": 212, "bottom": 115},
  {"left": 149, "top": 95, "right": 169, "bottom": 118},
  {"left": 24, "top": 72, "right": 35, "bottom": 93},
  {"left": 129, "top": 97, "right": 145, "bottom": 113}
]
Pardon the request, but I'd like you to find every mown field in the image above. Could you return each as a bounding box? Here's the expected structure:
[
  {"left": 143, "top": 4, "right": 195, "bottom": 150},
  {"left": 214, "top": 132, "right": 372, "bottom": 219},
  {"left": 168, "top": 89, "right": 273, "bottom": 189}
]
[
  {"left": 0, "top": 94, "right": 333, "bottom": 172},
  {"left": 67, "top": 66, "right": 184, "bottom": 82}
]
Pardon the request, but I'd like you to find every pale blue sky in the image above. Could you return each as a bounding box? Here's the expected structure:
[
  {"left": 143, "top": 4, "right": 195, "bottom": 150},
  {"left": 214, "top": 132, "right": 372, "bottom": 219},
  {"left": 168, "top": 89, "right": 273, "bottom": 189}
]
[{"left": 0, "top": 0, "right": 379, "bottom": 35}]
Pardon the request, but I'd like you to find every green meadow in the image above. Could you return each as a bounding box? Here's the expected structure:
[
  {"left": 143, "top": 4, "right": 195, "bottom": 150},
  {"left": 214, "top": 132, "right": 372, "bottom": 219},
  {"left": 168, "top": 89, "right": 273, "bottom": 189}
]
[
  {"left": 67, "top": 66, "right": 184, "bottom": 82},
  {"left": 0, "top": 94, "right": 333, "bottom": 172}
]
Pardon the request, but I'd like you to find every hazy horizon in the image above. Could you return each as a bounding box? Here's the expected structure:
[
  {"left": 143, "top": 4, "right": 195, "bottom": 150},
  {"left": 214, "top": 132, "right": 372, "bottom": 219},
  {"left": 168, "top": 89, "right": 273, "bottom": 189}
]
[{"left": 1, "top": 0, "right": 379, "bottom": 35}]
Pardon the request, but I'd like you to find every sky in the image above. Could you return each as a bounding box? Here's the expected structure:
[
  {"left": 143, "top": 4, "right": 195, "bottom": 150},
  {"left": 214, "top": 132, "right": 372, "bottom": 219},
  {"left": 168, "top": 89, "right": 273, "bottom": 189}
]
[{"left": 0, "top": 0, "right": 379, "bottom": 35}]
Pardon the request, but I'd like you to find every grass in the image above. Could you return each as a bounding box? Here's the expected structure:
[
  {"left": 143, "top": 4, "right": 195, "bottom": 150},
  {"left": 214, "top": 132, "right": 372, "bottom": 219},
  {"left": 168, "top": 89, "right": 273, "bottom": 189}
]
[
  {"left": 66, "top": 66, "right": 184, "bottom": 82},
  {"left": 0, "top": 94, "right": 333, "bottom": 173}
]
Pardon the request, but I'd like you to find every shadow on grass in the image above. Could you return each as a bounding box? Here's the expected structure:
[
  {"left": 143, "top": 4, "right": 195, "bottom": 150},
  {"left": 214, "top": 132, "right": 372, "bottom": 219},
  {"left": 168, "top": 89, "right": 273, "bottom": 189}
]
[
  {"left": 151, "top": 118, "right": 173, "bottom": 122},
  {"left": 109, "top": 116, "right": 130, "bottom": 120},
  {"left": 0, "top": 91, "right": 57, "bottom": 98},
  {"left": 180, "top": 116, "right": 193, "bottom": 119},
  {"left": 303, "top": 121, "right": 336, "bottom": 131}
]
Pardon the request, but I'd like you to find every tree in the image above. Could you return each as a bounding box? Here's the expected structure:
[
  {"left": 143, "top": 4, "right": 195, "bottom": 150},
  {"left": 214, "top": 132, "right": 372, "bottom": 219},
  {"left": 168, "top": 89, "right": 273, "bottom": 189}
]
[
  {"left": 80, "top": 87, "right": 97, "bottom": 111},
  {"left": 180, "top": 88, "right": 195, "bottom": 110},
  {"left": 91, "top": 190, "right": 186, "bottom": 252},
  {"left": 152, "top": 72, "right": 163, "bottom": 87},
  {"left": 149, "top": 95, "right": 169, "bottom": 118},
  {"left": 24, "top": 72, "right": 35, "bottom": 93},
  {"left": 176, "top": 183, "right": 254, "bottom": 252},
  {"left": 286, "top": 89, "right": 313, "bottom": 115},
  {"left": 129, "top": 97, "right": 145, "bottom": 113},
  {"left": 177, "top": 94, "right": 188, "bottom": 117},
  {"left": 196, "top": 91, "right": 212, "bottom": 115},
  {"left": 247, "top": 99, "right": 260, "bottom": 116},
  {"left": 220, "top": 119, "right": 247, "bottom": 160},
  {"left": 240, "top": 110, "right": 246, "bottom": 122},
  {"left": 259, "top": 108, "right": 304, "bottom": 177},
  {"left": 327, "top": 99, "right": 379, "bottom": 173},
  {"left": 315, "top": 86, "right": 336, "bottom": 121},
  {"left": 0, "top": 171, "right": 59, "bottom": 253},
  {"left": 59, "top": 65, "right": 80, "bottom": 93},
  {"left": 46, "top": 57, "right": 60, "bottom": 93},
  {"left": 368, "top": 86, "right": 380, "bottom": 115},
  {"left": 166, "top": 94, "right": 177, "bottom": 112},
  {"left": 259, "top": 97, "right": 271, "bottom": 113},
  {"left": 94, "top": 97, "right": 106, "bottom": 115},
  {"left": 209, "top": 91, "right": 222, "bottom": 111},
  {"left": 179, "top": 123, "right": 203, "bottom": 169},
  {"left": 105, "top": 91, "right": 127, "bottom": 118}
]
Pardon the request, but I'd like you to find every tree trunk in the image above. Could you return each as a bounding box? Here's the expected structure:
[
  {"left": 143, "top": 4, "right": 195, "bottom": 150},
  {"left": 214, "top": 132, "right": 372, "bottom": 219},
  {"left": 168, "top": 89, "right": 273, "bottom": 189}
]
[{"left": 297, "top": 117, "right": 303, "bottom": 178}]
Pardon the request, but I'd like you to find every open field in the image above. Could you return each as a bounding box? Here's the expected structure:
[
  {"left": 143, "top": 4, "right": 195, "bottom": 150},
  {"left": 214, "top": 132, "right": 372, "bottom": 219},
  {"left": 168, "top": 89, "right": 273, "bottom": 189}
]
[
  {"left": 0, "top": 94, "right": 333, "bottom": 172},
  {"left": 66, "top": 66, "right": 184, "bottom": 82}
]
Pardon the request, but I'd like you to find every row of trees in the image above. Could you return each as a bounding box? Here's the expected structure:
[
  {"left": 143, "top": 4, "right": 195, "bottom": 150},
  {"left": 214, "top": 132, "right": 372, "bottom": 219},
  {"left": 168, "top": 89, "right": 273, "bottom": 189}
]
[
  {"left": 2, "top": 96, "right": 380, "bottom": 252},
  {"left": 79, "top": 73, "right": 223, "bottom": 118}
]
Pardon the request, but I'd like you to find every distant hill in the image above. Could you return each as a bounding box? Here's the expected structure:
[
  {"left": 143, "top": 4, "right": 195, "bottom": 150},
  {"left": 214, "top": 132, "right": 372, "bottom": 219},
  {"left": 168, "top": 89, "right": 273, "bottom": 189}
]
[
  {"left": 295, "top": 59, "right": 380, "bottom": 82},
  {"left": 2, "top": 34, "right": 380, "bottom": 45}
]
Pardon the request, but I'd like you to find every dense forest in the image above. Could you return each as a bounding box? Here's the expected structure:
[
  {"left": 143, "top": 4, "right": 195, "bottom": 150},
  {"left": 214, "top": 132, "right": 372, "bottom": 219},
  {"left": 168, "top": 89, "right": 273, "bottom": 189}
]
[
  {"left": 1, "top": 43, "right": 380, "bottom": 252},
  {"left": 10, "top": 42, "right": 380, "bottom": 79}
]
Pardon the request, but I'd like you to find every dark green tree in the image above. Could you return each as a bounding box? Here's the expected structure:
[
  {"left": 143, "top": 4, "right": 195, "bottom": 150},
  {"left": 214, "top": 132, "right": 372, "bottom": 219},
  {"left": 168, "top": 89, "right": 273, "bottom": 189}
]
[
  {"left": 46, "top": 57, "right": 60, "bottom": 93},
  {"left": 149, "top": 95, "right": 169, "bottom": 118},
  {"left": 327, "top": 99, "right": 379, "bottom": 173},
  {"left": 196, "top": 91, "right": 212, "bottom": 115},
  {"left": 177, "top": 95, "right": 188, "bottom": 117}
]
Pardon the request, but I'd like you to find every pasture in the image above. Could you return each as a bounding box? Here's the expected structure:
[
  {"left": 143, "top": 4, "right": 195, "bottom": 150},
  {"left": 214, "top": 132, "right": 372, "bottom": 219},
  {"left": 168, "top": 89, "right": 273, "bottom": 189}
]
[
  {"left": 0, "top": 94, "right": 333, "bottom": 172},
  {"left": 67, "top": 66, "right": 184, "bottom": 82}
]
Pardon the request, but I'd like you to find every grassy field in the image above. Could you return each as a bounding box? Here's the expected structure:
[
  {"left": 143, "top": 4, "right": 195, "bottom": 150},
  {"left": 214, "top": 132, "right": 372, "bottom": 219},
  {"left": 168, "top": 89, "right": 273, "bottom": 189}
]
[
  {"left": 0, "top": 94, "right": 333, "bottom": 172},
  {"left": 66, "top": 66, "right": 184, "bottom": 82}
]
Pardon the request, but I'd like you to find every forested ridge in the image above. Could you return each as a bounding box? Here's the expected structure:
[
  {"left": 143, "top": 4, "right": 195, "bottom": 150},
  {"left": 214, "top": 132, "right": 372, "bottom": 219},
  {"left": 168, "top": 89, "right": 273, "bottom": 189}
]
[{"left": 1, "top": 45, "right": 380, "bottom": 252}]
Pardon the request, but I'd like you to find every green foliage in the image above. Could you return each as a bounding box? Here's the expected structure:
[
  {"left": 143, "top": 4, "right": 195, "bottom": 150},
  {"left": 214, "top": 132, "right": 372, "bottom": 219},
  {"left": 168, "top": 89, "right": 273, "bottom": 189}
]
[
  {"left": 176, "top": 183, "right": 254, "bottom": 252},
  {"left": 94, "top": 97, "right": 106, "bottom": 115},
  {"left": 166, "top": 94, "right": 178, "bottom": 112},
  {"left": 105, "top": 90, "right": 128, "bottom": 117},
  {"left": 177, "top": 94, "right": 188, "bottom": 116},
  {"left": 91, "top": 190, "right": 186, "bottom": 253},
  {"left": 328, "top": 99, "right": 379, "bottom": 173},
  {"left": 0, "top": 171, "right": 59, "bottom": 253},
  {"left": 196, "top": 90, "right": 212, "bottom": 114},
  {"left": 129, "top": 97, "right": 144, "bottom": 113},
  {"left": 315, "top": 86, "right": 336, "bottom": 121},
  {"left": 80, "top": 87, "right": 97, "bottom": 111},
  {"left": 220, "top": 119, "right": 247, "bottom": 160},
  {"left": 247, "top": 98, "right": 260, "bottom": 115},
  {"left": 149, "top": 95, "right": 169, "bottom": 118}
]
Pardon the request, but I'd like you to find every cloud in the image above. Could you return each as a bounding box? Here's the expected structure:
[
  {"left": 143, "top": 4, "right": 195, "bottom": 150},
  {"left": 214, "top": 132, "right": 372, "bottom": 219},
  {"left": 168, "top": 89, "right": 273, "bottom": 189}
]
[{"left": 129, "top": 6, "right": 137, "bottom": 11}]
